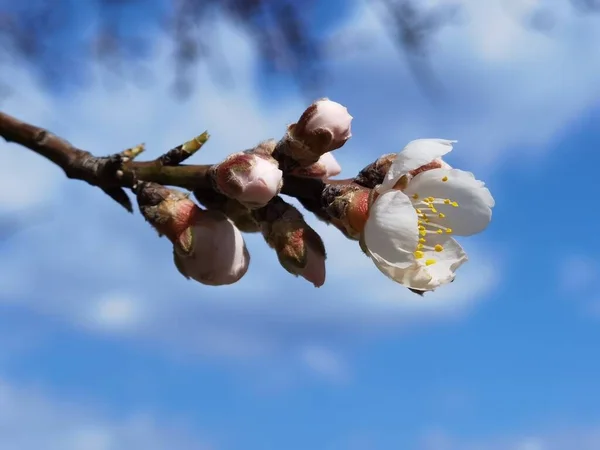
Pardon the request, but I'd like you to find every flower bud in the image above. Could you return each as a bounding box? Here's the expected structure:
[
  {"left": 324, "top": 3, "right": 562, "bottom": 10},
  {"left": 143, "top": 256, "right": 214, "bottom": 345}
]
[
  {"left": 289, "top": 152, "right": 342, "bottom": 179},
  {"left": 173, "top": 209, "right": 250, "bottom": 286},
  {"left": 136, "top": 182, "right": 249, "bottom": 286},
  {"left": 281, "top": 98, "right": 353, "bottom": 166},
  {"left": 257, "top": 198, "right": 326, "bottom": 287},
  {"left": 212, "top": 152, "right": 283, "bottom": 208}
]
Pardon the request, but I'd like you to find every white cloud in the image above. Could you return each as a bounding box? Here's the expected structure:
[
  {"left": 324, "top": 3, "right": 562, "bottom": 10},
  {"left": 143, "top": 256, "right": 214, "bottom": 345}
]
[
  {"left": 0, "top": 12, "right": 500, "bottom": 362},
  {"left": 0, "top": 377, "right": 212, "bottom": 450},
  {"left": 331, "top": 0, "right": 600, "bottom": 172},
  {"left": 84, "top": 292, "right": 144, "bottom": 332},
  {"left": 419, "top": 424, "right": 600, "bottom": 450}
]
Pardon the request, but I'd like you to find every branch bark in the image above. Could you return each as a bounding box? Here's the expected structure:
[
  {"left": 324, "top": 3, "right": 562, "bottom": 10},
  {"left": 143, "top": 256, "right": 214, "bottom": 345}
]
[{"left": 0, "top": 110, "right": 343, "bottom": 220}]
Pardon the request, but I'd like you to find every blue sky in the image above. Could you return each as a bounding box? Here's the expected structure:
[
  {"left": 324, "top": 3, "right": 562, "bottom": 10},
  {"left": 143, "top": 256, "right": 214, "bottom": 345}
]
[{"left": 1, "top": 0, "right": 600, "bottom": 449}]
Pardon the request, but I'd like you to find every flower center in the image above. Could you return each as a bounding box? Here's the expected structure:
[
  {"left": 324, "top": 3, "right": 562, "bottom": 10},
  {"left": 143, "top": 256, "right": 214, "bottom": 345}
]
[{"left": 410, "top": 194, "right": 459, "bottom": 266}]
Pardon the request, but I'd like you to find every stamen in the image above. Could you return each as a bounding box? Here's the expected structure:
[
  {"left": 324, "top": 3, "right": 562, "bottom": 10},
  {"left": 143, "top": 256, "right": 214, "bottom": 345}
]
[
  {"left": 442, "top": 176, "right": 448, "bottom": 182},
  {"left": 425, "top": 259, "right": 436, "bottom": 266},
  {"left": 414, "top": 251, "right": 424, "bottom": 259},
  {"left": 434, "top": 244, "right": 443, "bottom": 252}
]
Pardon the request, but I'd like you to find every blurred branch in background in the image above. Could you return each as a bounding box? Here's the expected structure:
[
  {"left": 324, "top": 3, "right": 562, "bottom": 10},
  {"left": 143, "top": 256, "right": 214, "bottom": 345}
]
[{"left": 0, "top": 0, "right": 598, "bottom": 98}]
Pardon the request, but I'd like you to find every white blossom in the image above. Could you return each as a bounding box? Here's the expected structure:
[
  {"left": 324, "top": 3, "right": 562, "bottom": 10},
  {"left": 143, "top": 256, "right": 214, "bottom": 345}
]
[{"left": 363, "top": 139, "right": 494, "bottom": 291}]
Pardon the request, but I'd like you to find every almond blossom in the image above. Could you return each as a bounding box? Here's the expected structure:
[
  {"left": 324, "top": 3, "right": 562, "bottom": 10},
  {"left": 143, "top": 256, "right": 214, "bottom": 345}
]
[{"left": 363, "top": 139, "right": 494, "bottom": 292}]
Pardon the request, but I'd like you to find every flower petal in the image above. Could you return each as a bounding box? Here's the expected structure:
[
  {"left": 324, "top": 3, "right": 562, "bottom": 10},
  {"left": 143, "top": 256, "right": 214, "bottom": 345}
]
[
  {"left": 363, "top": 190, "right": 419, "bottom": 269},
  {"left": 379, "top": 139, "right": 456, "bottom": 192},
  {"left": 372, "top": 234, "right": 467, "bottom": 291},
  {"left": 173, "top": 210, "right": 250, "bottom": 285},
  {"left": 405, "top": 168, "right": 494, "bottom": 236}
]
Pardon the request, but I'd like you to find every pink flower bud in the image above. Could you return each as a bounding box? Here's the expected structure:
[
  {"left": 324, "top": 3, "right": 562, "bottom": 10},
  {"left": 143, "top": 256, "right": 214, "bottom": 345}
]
[
  {"left": 294, "top": 228, "right": 327, "bottom": 288},
  {"left": 294, "top": 99, "right": 353, "bottom": 151},
  {"left": 135, "top": 182, "right": 249, "bottom": 286},
  {"left": 257, "top": 198, "right": 326, "bottom": 287},
  {"left": 173, "top": 209, "right": 250, "bottom": 286},
  {"left": 281, "top": 98, "right": 353, "bottom": 166},
  {"left": 213, "top": 152, "right": 283, "bottom": 208},
  {"left": 289, "top": 152, "right": 342, "bottom": 179}
]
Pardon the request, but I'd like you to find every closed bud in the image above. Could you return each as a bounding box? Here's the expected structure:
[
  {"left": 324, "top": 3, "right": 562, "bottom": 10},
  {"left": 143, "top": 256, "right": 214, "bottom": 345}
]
[
  {"left": 136, "top": 182, "right": 249, "bottom": 286},
  {"left": 289, "top": 152, "right": 342, "bottom": 179},
  {"left": 280, "top": 98, "right": 353, "bottom": 166},
  {"left": 173, "top": 210, "right": 250, "bottom": 286},
  {"left": 212, "top": 152, "right": 283, "bottom": 208},
  {"left": 257, "top": 198, "right": 326, "bottom": 287}
]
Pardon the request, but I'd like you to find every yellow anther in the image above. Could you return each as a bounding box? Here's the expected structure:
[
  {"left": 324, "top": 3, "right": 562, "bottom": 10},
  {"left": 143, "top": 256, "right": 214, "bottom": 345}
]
[
  {"left": 444, "top": 199, "right": 451, "bottom": 204},
  {"left": 430, "top": 207, "right": 438, "bottom": 213},
  {"left": 442, "top": 176, "right": 448, "bottom": 182},
  {"left": 427, "top": 197, "right": 435, "bottom": 203},
  {"left": 417, "top": 243, "right": 424, "bottom": 250},
  {"left": 434, "top": 244, "right": 443, "bottom": 252},
  {"left": 416, "top": 209, "right": 422, "bottom": 214},
  {"left": 412, "top": 193, "right": 419, "bottom": 199},
  {"left": 436, "top": 229, "right": 443, "bottom": 234},
  {"left": 425, "top": 259, "right": 436, "bottom": 266},
  {"left": 446, "top": 228, "right": 452, "bottom": 234},
  {"left": 451, "top": 201, "right": 459, "bottom": 207},
  {"left": 438, "top": 213, "right": 445, "bottom": 218},
  {"left": 420, "top": 230, "right": 427, "bottom": 237},
  {"left": 419, "top": 238, "right": 426, "bottom": 243},
  {"left": 418, "top": 225, "right": 425, "bottom": 231},
  {"left": 424, "top": 218, "right": 430, "bottom": 223},
  {"left": 414, "top": 250, "right": 424, "bottom": 259}
]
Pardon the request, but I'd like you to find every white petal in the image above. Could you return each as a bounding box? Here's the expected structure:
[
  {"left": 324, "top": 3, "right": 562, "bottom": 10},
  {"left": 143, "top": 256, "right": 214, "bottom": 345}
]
[
  {"left": 379, "top": 139, "right": 456, "bottom": 192},
  {"left": 372, "top": 234, "right": 467, "bottom": 291},
  {"left": 319, "top": 152, "right": 342, "bottom": 178},
  {"left": 370, "top": 253, "right": 432, "bottom": 287},
  {"left": 405, "top": 168, "right": 494, "bottom": 236},
  {"left": 364, "top": 190, "right": 419, "bottom": 269},
  {"left": 416, "top": 233, "right": 467, "bottom": 288}
]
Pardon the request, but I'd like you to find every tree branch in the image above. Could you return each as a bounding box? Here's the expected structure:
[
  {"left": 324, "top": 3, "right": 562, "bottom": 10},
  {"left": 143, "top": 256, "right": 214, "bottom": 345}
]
[{"left": 0, "top": 111, "right": 215, "bottom": 193}]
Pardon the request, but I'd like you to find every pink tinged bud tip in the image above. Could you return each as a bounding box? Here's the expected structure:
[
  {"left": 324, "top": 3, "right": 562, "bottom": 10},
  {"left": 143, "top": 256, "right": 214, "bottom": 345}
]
[
  {"left": 214, "top": 153, "right": 283, "bottom": 208},
  {"left": 300, "top": 239, "right": 326, "bottom": 287},
  {"left": 173, "top": 209, "right": 250, "bottom": 286},
  {"left": 292, "top": 98, "right": 353, "bottom": 154},
  {"left": 282, "top": 227, "right": 326, "bottom": 287}
]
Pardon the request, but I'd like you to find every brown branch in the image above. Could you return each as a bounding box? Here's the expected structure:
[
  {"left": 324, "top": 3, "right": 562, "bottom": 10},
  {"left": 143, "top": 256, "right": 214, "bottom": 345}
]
[
  {"left": 0, "top": 110, "right": 374, "bottom": 234},
  {"left": 0, "top": 111, "right": 214, "bottom": 194},
  {"left": 0, "top": 110, "right": 344, "bottom": 223}
]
